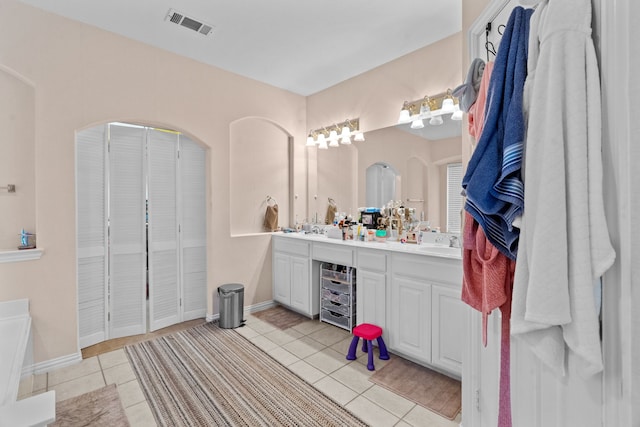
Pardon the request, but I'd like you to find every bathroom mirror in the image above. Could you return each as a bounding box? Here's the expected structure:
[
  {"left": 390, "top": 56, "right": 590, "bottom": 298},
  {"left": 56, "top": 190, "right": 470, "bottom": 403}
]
[{"left": 314, "top": 119, "right": 462, "bottom": 231}]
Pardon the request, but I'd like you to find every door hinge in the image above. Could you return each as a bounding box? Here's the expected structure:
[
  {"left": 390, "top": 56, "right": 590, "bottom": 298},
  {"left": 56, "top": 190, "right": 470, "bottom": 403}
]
[
  {"left": 108, "top": 312, "right": 110, "bottom": 322},
  {"left": 180, "top": 298, "right": 182, "bottom": 307},
  {"left": 475, "top": 389, "right": 480, "bottom": 411}
]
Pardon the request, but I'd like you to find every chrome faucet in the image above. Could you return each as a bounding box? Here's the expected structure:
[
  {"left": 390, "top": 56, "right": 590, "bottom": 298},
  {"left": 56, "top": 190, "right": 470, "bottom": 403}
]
[
  {"left": 311, "top": 225, "right": 322, "bottom": 234},
  {"left": 449, "top": 235, "right": 460, "bottom": 248}
]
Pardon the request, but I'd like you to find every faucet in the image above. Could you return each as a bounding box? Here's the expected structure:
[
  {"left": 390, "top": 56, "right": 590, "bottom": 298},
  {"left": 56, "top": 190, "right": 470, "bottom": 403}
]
[
  {"left": 311, "top": 225, "right": 321, "bottom": 234},
  {"left": 449, "top": 235, "right": 460, "bottom": 248}
]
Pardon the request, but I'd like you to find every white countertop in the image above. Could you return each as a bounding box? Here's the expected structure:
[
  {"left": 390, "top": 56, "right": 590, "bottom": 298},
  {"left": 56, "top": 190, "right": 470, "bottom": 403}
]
[{"left": 272, "top": 231, "right": 462, "bottom": 260}]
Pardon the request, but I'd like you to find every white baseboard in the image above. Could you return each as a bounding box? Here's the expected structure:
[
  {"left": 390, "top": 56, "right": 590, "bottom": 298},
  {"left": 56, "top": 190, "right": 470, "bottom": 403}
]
[
  {"left": 206, "top": 300, "right": 276, "bottom": 322},
  {"left": 28, "top": 352, "right": 82, "bottom": 375}
]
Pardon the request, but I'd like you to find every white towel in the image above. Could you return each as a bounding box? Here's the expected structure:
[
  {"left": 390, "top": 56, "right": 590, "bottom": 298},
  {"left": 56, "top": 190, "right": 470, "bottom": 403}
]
[{"left": 511, "top": 0, "right": 616, "bottom": 377}]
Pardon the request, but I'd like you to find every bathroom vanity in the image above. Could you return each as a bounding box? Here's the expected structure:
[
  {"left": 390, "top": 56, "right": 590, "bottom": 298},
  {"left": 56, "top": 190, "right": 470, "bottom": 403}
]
[{"left": 271, "top": 232, "right": 465, "bottom": 378}]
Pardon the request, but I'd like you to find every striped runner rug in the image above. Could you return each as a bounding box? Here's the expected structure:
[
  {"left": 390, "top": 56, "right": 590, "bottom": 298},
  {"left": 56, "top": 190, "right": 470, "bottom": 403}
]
[{"left": 125, "top": 322, "right": 368, "bottom": 427}]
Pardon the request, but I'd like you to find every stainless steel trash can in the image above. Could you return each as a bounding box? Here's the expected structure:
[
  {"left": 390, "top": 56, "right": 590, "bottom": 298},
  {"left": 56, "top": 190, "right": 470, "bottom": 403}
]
[{"left": 218, "top": 283, "right": 244, "bottom": 328}]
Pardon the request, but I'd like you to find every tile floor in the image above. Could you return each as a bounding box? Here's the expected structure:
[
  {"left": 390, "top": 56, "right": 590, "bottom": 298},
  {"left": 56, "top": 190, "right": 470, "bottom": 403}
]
[{"left": 24, "top": 314, "right": 462, "bottom": 427}]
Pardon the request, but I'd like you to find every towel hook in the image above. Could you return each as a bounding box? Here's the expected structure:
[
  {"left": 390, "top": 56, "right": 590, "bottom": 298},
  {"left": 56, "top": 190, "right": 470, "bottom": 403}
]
[{"left": 328, "top": 197, "right": 336, "bottom": 206}]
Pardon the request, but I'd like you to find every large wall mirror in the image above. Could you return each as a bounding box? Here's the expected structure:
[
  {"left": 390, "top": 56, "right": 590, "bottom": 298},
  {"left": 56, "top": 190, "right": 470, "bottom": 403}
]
[{"left": 313, "top": 116, "right": 462, "bottom": 232}]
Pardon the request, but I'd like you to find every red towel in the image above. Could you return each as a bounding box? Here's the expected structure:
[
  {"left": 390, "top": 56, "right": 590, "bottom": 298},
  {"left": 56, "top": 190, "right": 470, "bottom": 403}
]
[{"left": 461, "top": 212, "right": 515, "bottom": 426}]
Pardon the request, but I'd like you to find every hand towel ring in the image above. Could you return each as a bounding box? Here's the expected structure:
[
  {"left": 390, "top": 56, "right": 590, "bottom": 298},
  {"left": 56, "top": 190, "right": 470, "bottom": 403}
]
[
  {"left": 266, "top": 195, "right": 277, "bottom": 206},
  {"left": 328, "top": 197, "right": 336, "bottom": 207}
]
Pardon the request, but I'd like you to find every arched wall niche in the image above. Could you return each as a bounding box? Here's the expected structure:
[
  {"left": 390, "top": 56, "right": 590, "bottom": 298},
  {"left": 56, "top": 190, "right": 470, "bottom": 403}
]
[
  {"left": 229, "top": 117, "right": 293, "bottom": 236},
  {"left": 0, "top": 65, "right": 36, "bottom": 250}
]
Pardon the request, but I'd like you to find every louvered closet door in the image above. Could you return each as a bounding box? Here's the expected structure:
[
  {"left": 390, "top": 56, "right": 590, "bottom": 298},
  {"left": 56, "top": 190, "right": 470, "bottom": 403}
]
[
  {"left": 148, "top": 129, "right": 180, "bottom": 331},
  {"left": 76, "top": 125, "right": 108, "bottom": 348},
  {"left": 180, "top": 135, "right": 207, "bottom": 320},
  {"left": 108, "top": 124, "right": 147, "bottom": 338}
]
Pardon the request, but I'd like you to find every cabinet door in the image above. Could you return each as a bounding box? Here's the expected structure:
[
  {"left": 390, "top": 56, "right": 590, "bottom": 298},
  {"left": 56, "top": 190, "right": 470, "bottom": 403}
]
[
  {"left": 273, "top": 252, "right": 291, "bottom": 305},
  {"left": 431, "top": 285, "right": 465, "bottom": 375},
  {"left": 390, "top": 275, "right": 431, "bottom": 364},
  {"left": 289, "top": 256, "right": 310, "bottom": 314},
  {"left": 358, "top": 269, "right": 386, "bottom": 331}
]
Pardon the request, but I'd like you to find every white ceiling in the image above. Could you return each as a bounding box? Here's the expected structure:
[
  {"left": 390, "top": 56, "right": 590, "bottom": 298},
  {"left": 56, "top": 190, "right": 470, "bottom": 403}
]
[{"left": 19, "top": 0, "right": 462, "bottom": 96}]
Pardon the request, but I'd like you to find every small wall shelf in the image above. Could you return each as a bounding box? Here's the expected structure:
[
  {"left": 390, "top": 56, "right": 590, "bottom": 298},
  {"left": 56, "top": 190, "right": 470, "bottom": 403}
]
[{"left": 0, "top": 249, "right": 44, "bottom": 264}]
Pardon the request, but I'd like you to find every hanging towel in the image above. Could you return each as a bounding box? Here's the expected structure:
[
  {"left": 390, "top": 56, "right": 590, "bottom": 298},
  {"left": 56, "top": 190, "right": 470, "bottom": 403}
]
[
  {"left": 511, "top": 0, "right": 616, "bottom": 377},
  {"left": 462, "top": 6, "right": 533, "bottom": 260},
  {"left": 453, "top": 58, "right": 486, "bottom": 112},
  {"left": 264, "top": 204, "right": 279, "bottom": 232},
  {"left": 324, "top": 203, "right": 337, "bottom": 225},
  {"left": 461, "top": 212, "right": 516, "bottom": 427},
  {"left": 468, "top": 61, "right": 494, "bottom": 140}
]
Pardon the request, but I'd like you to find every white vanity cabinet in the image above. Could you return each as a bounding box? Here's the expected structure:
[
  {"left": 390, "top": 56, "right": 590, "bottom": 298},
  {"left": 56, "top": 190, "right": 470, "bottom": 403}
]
[
  {"left": 356, "top": 249, "right": 388, "bottom": 338},
  {"left": 270, "top": 234, "right": 465, "bottom": 377},
  {"left": 272, "top": 237, "right": 316, "bottom": 316},
  {"left": 389, "top": 252, "right": 464, "bottom": 376}
]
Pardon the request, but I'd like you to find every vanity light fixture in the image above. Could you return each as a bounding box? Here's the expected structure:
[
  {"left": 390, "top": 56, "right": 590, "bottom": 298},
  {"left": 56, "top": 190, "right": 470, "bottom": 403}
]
[
  {"left": 397, "top": 89, "right": 461, "bottom": 127},
  {"left": 306, "top": 118, "right": 363, "bottom": 147}
]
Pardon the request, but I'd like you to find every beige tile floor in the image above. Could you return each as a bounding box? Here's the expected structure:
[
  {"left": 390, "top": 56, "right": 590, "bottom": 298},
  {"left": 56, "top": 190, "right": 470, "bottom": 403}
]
[{"left": 26, "top": 313, "right": 462, "bottom": 427}]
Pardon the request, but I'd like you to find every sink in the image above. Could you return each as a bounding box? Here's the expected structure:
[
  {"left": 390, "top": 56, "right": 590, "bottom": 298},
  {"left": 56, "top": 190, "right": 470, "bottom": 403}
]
[{"left": 416, "top": 245, "right": 461, "bottom": 257}]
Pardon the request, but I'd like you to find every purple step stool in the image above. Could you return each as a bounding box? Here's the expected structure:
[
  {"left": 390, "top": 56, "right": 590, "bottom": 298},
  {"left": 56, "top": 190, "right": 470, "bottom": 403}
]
[{"left": 346, "top": 323, "right": 389, "bottom": 371}]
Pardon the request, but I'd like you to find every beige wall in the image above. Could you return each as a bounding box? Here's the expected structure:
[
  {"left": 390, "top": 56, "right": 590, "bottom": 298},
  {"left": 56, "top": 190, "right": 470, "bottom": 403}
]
[
  {"left": 0, "top": 0, "right": 306, "bottom": 363},
  {"left": 0, "top": 68, "right": 35, "bottom": 249}
]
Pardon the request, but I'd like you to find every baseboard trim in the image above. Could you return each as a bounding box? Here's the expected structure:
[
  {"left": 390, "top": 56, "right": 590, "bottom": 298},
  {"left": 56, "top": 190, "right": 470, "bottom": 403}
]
[
  {"left": 205, "top": 300, "right": 276, "bottom": 322},
  {"left": 29, "top": 352, "right": 82, "bottom": 375}
]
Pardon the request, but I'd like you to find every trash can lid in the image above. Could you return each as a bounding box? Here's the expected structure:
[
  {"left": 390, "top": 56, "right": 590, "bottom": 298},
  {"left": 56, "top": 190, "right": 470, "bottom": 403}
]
[{"left": 219, "top": 283, "right": 244, "bottom": 294}]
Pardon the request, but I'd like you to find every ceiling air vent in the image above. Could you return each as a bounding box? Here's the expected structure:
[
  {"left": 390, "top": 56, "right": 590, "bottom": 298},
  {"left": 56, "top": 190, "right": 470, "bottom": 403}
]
[{"left": 165, "top": 9, "right": 213, "bottom": 36}]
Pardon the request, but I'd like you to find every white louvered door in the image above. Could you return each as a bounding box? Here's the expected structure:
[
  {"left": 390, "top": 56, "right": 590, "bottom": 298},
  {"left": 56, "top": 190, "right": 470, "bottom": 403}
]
[
  {"left": 148, "top": 129, "right": 180, "bottom": 331},
  {"left": 179, "top": 135, "right": 207, "bottom": 321},
  {"left": 77, "top": 123, "right": 206, "bottom": 346},
  {"left": 108, "top": 124, "right": 147, "bottom": 339},
  {"left": 76, "top": 125, "right": 108, "bottom": 348}
]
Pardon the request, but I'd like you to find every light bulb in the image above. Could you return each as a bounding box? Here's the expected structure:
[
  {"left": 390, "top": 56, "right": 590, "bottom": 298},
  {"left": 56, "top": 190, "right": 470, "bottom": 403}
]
[
  {"left": 411, "top": 118, "right": 424, "bottom": 129},
  {"left": 451, "top": 109, "right": 463, "bottom": 121},
  {"left": 398, "top": 109, "right": 411, "bottom": 123},
  {"left": 340, "top": 125, "right": 351, "bottom": 139},
  {"left": 329, "top": 138, "right": 339, "bottom": 147},
  {"left": 340, "top": 135, "right": 351, "bottom": 145},
  {"left": 306, "top": 134, "right": 316, "bottom": 146},
  {"left": 316, "top": 133, "right": 326, "bottom": 145},
  {"left": 329, "top": 129, "right": 338, "bottom": 142},
  {"left": 318, "top": 138, "right": 328, "bottom": 149},
  {"left": 441, "top": 98, "right": 455, "bottom": 113},
  {"left": 354, "top": 132, "right": 365, "bottom": 142}
]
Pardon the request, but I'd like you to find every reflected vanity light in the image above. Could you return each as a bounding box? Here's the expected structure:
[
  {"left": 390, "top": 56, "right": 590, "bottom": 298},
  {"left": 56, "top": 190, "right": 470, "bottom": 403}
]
[
  {"left": 397, "top": 89, "right": 460, "bottom": 127},
  {"left": 306, "top": 118, "right": 364, "bottom": 147}
]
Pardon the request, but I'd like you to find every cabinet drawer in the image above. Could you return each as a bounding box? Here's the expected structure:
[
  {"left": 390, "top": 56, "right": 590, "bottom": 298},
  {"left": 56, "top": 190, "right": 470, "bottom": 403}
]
[
  {"left": 321, "top": 266, "right": 355, "bottom": 283},
  {"left": 273, "top": 238, "right": 310, "bottom": 256},
  {"left": 321, "top": 300, "right": 355, "bottom": 316},
  {"left": 313, "top": 243, "right": 354, "bottom": 266},
  {"left": 320, "top": 309, "right": 353, "bottom": 329},
  {"left": 357, "top": 249, "right": 387, "bottom": 273},
  {"left": 322, "top": 288, "right": 352, "bottom": 305},
  {"left": 392, "top": 253, "right": 462, "bottom": 287},
  {"left": 321, "top": 278, "right": 352, "bottom": 295}
]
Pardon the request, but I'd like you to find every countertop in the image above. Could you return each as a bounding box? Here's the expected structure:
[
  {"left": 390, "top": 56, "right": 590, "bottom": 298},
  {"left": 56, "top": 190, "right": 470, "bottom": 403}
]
[{"left": 272, "top": 230, "right": 462, "bottom": 260}]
